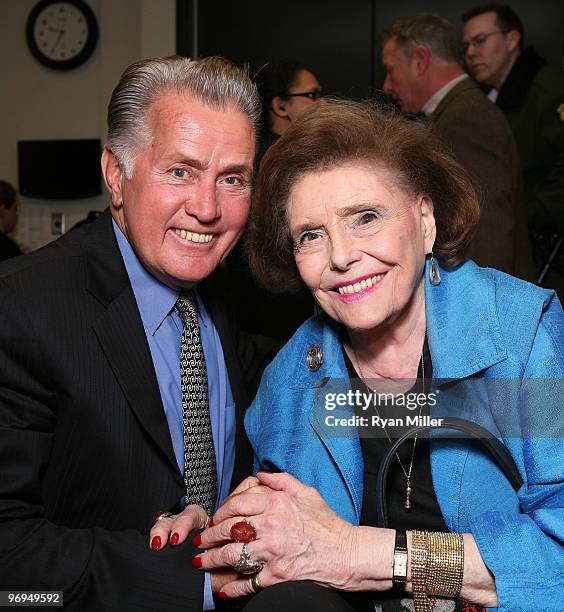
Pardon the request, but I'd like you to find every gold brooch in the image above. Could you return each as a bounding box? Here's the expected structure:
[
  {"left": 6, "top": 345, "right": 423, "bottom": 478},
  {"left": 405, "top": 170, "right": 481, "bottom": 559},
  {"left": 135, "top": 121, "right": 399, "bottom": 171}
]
[{"left": 307, "top": 344, "right": 323, "bottom": 371}]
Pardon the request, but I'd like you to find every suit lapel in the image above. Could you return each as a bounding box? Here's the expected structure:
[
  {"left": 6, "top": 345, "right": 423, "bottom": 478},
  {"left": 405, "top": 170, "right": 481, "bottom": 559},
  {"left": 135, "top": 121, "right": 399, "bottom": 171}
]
[
  {"left": 92, "top": 288, "right": 181, "bottom": 476},
  {"left": 82, "top": 210, "right": 181, "bottom": 477}
]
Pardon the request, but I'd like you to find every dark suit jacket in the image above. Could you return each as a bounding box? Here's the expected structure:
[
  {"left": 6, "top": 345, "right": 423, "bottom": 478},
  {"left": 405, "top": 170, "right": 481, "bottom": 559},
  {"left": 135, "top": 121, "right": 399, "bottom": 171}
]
[
  {"left": 0, "top": 230, "right": 22, "bottom": 262},
  {"left": 430, "top": 77, "right": 535, "bottom": 280},
  {"left": 0, "top": 210, "right": 274, "bottom": 610}
]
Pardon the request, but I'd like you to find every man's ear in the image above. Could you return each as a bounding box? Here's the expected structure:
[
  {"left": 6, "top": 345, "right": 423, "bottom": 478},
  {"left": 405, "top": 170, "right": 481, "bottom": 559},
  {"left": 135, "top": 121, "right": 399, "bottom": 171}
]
[
  {"left": 271, "top": 96, "right": 289, "bottom": 118},
  {"left": 420, "top": 196, "right": 437, "bottom": 253},
  {"left": 506, "top": 29, "right": 521, "bottom": 53},
  {"left": 412, "top": 45, "right": 431, "bottom": 76},
  {"left": 101, "top": 147, "right": 124, "bottom": 211}
]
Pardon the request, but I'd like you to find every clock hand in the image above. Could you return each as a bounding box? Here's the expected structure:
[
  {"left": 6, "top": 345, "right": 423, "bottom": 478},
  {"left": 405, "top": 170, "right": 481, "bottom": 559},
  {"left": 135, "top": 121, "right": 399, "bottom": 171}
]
[
  {"left": 48, "top": 27, "right": 64, "bottom": 33},
  {"left": 51, "top": 30, "right": 65, "bottom": 53}
]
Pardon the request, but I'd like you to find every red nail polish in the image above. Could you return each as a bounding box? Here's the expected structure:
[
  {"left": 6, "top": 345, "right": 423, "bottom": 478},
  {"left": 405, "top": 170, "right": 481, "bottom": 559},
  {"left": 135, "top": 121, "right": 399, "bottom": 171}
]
[
  {"left": 218, "top": 592, "right": 229, "bottom": 599},
  {"left": 151, "top": 535, "right": 162, "bottom": 550},
  {"left": 257, "top": 470, "right": 272, "bottom": 475},
  {"left": 192, "top": 534, "right": 202, "bottom": 547},
  {"left": 170, "top": 532, "right": 179, "bottom": 546},
  {"left": 208, "top": 519, "right": 214, "bottom": 527},
  {"left": 192, "top": 556, "right": 203, "bottom": 568}
]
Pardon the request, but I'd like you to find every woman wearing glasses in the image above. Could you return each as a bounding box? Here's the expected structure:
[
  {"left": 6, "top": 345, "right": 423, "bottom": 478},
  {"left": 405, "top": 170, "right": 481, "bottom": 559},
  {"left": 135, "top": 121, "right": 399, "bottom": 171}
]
[
  {"left": 225, "top": 60, "right": 323, "bottom": 340},
  {"left": 254, "top": 59, "right": 323, "bottom": 167}
]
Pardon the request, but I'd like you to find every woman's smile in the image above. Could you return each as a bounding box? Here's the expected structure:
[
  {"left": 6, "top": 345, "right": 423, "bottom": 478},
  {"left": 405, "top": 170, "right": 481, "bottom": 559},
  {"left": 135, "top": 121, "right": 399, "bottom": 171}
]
[{"left": 329, "top": 272, "right": 387, "bottom": 302}]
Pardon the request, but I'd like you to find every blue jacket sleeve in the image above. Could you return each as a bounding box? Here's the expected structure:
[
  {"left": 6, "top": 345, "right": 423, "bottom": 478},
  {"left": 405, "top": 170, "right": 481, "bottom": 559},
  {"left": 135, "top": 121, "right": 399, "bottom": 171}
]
[{"left": 469, "top": 297, "right": 564, "bottom": 612}]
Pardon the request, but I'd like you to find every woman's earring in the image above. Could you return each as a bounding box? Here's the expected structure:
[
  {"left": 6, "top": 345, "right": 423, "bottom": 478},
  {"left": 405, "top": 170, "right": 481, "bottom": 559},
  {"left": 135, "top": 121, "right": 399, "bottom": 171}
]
[{"left": 429, "top": 252, "right": 441, "bottom": 286}]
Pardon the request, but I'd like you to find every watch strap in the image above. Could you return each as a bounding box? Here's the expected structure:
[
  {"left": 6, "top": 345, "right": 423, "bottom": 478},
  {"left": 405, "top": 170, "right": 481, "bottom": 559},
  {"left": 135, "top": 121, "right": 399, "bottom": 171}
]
[{"left": 393, "top": 530, "right": 408, "bottom": 587}]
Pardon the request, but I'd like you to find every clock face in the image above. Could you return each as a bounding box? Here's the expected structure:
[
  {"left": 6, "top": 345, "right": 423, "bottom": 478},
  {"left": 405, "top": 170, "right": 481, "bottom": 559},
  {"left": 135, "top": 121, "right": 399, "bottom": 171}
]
[{"left": 26, "top": 0, "right": 98, "bottom": 70}]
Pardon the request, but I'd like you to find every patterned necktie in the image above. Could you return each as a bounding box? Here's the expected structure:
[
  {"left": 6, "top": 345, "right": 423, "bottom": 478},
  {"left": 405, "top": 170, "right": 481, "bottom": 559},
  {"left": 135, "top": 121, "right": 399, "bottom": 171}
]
[{"left": 174, "top": 292, "right": 217, "bottom": 516}]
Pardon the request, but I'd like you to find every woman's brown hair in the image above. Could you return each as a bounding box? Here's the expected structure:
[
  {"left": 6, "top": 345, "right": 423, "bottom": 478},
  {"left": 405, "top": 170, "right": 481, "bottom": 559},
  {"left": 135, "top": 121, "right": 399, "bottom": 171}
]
[{"left": 247, "top": 98, "right": 480, "bottom": 293}]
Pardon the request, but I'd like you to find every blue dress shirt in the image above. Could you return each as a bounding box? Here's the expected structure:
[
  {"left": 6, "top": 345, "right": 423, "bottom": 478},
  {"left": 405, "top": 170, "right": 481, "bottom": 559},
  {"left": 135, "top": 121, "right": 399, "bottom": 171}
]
[{"left": 114, "top": 220, "right": 235, "bottom": 609}]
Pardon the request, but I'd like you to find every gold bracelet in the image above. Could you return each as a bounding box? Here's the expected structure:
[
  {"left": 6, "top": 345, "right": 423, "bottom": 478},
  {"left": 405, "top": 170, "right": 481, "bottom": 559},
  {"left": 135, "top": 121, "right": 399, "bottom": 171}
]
[
  {"left": 410, "top": 530, "right": 433, "bottom": 612},
  {"left": 426, "top": 531, "right": 464, "bottom": 598}
]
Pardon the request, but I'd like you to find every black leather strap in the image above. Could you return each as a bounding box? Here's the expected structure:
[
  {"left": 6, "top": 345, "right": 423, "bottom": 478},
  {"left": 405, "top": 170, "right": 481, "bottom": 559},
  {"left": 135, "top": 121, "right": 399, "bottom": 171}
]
[
  {"left": 393, "top": 530, "right": 408, "bottom": 586},
  {"left": 376, "top": 417, "right": 524, "bottom": 528},
  {"left": 395, "top": 530, "right": 407, "bottom": 549}
]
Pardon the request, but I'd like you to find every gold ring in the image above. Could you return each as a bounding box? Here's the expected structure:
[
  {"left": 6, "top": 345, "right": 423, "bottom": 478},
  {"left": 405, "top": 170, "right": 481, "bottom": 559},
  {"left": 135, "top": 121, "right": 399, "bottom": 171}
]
[
  {"left": 152, "top": 510, "right": 173, "bottom": 524},
  {"left": 250, "top": 572, "right": 265, "bottom": 593}
]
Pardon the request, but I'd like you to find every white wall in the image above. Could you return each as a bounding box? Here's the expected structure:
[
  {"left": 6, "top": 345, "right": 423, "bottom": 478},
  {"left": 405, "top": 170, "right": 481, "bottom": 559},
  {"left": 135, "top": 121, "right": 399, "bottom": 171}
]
[{"left": 0, "top": 0, "right": 176, "bottom": 251}]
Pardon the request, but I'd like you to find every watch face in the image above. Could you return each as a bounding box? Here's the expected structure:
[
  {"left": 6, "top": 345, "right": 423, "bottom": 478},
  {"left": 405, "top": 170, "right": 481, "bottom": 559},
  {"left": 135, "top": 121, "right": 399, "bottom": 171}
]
[{"left": 26, "top": 0, "right": 98, "bottom": 70}]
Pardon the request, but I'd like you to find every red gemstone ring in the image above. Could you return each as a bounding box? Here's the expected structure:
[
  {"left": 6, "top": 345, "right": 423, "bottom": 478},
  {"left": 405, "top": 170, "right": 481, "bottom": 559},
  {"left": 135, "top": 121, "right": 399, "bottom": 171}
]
[{"left": 230, "top": 519, "right": 257, "bottom": 543}]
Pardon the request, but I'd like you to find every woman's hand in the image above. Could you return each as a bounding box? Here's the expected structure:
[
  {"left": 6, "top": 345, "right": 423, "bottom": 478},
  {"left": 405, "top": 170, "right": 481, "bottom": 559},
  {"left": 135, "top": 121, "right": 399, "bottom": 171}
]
[
  {"left": 148, "top": 504, "right": 209, "bottom": 550},
  {"left": 193, "top": 471, "right": 396, "bottom": 598},
  {"left": 147, "top": 477, "right": 267, "bottom": 549}
]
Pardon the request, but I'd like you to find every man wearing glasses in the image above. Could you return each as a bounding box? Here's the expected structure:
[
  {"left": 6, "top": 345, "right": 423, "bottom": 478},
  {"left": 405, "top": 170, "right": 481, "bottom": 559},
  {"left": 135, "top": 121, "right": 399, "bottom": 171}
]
[
  {"left": 381, "top": 13, "right": 533, "bottom": 279},
  {"left": 463, "top": 4, "right": 564, "bottom": 294}
]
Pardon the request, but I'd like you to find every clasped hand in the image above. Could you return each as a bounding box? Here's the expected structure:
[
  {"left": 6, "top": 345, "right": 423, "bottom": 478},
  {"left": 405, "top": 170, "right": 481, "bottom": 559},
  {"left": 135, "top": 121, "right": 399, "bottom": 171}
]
[{"left": 149, "top": 471, "right": 359, "bottom": 598}]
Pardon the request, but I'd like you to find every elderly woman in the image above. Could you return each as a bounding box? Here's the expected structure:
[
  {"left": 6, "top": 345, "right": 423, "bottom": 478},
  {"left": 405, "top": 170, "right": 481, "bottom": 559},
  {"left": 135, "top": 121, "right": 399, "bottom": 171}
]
[{"left": 151, "top": 101, "right": 563, "bottom": 611}]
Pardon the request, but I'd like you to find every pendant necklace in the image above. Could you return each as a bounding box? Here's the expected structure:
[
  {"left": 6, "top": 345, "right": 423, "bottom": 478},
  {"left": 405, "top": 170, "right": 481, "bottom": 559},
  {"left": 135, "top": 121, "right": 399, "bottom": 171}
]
[{"left": 351, "top": 345, "right": 425, "bottom": 511}]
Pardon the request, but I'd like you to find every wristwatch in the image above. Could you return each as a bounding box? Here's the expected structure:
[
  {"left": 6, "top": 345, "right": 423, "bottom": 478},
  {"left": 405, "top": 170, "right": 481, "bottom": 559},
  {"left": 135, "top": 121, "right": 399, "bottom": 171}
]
[{"left": 393, "top": 530, "right": 408, "bottom": 587}]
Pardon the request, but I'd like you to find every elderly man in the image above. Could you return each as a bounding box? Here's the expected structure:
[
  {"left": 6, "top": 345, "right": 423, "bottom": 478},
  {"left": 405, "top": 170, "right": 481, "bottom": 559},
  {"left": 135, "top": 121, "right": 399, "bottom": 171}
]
[
  {"left": 0, "top": 56, "right": 274, "bottom": 610},
  {"left": 382, "top": 13, "right": 533, "bottom": 279},
  {"left": 463, "top": 3, "right": 564, "bottom": 291}
]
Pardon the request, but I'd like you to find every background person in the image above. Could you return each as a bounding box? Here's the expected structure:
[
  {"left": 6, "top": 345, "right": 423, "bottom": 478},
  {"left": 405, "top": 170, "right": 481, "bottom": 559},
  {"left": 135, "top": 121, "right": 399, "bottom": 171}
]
[
  {"left": 462, "top": 3, "right": 564, "bottom": 294},
  {"left": 154, "top": 100, "right": 563, "bottom": 612},
  {"left": 0, "top": 56, "right": 275, "bottom": 610},
  {"left": 0, "top": 180, "right": 22, "bottom": 262},
  {"left": 225, "top": 60, "right": 322, "bottom": 340},
  {"left": 254, "top": 60, "right": 323, "bottom": 168},
  {"left": 382, "top": 13, "right": 533, "bottom": 280}
]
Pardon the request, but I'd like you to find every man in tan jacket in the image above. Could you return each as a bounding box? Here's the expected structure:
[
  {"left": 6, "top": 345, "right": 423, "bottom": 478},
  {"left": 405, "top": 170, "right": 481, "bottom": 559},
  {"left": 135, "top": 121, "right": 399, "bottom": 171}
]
[{"left": 381, "top": 13, "right": 533, "bottom": 279}]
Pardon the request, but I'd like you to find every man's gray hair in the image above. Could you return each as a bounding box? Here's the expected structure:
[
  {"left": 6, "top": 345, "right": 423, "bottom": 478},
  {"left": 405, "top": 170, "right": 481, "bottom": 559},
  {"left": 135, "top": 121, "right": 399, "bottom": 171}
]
[
  {"left": 382, "top": 13, "right": 463, "bottom": 66},
  {"left": 107, "top": 55, "right": 260, "bottom": 177}
]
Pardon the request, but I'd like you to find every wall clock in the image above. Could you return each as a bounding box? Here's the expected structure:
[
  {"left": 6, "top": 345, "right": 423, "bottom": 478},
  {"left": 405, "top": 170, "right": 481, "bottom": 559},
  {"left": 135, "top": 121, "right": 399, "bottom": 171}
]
[{"left": 26, "top": 0, "right": 99, "bottom": 70}]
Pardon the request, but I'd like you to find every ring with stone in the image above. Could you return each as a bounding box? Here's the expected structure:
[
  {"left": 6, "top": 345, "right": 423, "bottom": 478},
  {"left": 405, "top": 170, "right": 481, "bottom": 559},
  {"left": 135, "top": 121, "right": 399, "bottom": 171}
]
[
  {"left": 233, "top": 542, "right": 263, "bottom": 575},
  {"left": 230, "top": 519, "right": 257, "bottom": 543}
]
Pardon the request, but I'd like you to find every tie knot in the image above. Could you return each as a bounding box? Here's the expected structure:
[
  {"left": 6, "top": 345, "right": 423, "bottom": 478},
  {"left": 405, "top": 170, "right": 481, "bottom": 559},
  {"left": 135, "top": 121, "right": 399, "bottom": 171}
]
[{"left": 175, "top": 291, "right": 198, "bottom": 323}]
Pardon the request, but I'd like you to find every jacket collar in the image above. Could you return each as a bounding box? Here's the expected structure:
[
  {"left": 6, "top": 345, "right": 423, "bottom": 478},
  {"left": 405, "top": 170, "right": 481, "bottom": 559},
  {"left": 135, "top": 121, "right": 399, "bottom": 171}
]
[
  {"left": 288, "top": 259, "right": 507, "bottom": 389},
  {"left": 430, "top": 77, "right": 480, "bottom": 122},
  {"left": 425, "top": 259, "right": 507, "bottom": 378},
  {"left": 497, "top": 46, "right": 547, "bottom": 111},
  {"left": 80, "top": 208, "right": 131, "bottom": 307}
]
